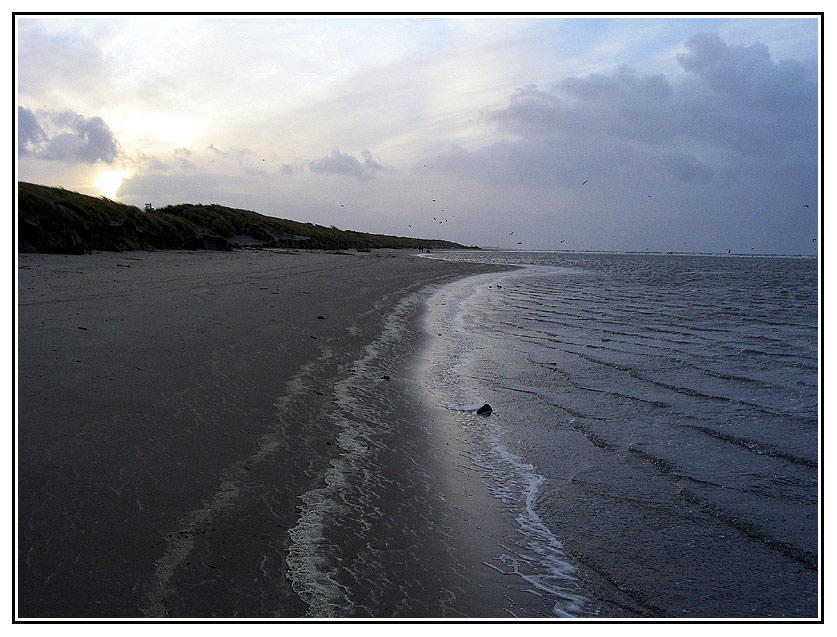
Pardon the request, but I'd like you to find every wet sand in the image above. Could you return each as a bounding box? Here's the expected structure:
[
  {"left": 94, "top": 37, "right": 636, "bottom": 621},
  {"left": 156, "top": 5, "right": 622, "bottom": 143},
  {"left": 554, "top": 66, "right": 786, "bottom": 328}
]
[{"left": 16, "top": 248, "right": 503, "bottom": 618}]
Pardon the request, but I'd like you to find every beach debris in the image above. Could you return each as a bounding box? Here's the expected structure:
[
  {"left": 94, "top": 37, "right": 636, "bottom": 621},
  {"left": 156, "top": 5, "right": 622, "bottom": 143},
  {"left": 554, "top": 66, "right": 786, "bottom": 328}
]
[
  {"left": 317, "top": 315, "right": 325, "bottom": 320},
  {"left": 476, "top": 403, "right": 493, "bottom": 417}
]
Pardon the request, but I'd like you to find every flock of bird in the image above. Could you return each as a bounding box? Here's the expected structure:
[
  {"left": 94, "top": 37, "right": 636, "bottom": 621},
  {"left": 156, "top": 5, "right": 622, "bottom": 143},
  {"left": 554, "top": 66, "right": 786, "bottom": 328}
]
[{"left": 339, "top": 174, "right": 816, "bottom": 251}]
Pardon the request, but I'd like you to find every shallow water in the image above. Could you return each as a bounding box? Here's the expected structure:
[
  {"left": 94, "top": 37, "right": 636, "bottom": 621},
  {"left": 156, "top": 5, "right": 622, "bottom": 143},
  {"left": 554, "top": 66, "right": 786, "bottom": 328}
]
[
  {"left": 416, "top": 251, "right": 819, "bottom": 617},
  {"left": 285, "top": 251, "right": 819, "bottom": 618},
  {"left": 285, "top": 287, "right": 591, "bottom": 617}
]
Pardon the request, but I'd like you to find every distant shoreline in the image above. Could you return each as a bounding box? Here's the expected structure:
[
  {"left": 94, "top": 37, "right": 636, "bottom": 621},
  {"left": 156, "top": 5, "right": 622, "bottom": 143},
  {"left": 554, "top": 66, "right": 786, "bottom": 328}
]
[{"left": 432, "top": 247, "right": 817, "bottom": 259}]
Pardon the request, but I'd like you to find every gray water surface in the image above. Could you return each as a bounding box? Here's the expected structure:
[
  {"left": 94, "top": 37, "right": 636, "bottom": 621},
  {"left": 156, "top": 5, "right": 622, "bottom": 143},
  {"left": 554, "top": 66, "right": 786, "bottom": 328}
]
[{"left": 418, "top": 251, "right": 819, "bottom": 617}]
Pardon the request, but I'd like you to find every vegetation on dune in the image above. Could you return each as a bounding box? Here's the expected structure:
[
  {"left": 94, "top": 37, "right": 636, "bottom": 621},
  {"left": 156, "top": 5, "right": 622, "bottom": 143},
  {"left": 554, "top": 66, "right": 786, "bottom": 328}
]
[
  {"left": 17, "top": 182, "right": 215, "bottom": 253},
  {"left": 157, "top": 202, "right": 465, "bottom": 250},
  {"left": 17, "top": 182, "right": 470, "bottom": 253}
]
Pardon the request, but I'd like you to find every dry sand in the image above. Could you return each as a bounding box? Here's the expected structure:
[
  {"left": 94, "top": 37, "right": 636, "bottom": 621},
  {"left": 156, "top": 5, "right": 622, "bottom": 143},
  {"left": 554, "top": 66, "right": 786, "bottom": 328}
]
[{"left": 16, "top": 248, "right": 502, "bottom": 618}]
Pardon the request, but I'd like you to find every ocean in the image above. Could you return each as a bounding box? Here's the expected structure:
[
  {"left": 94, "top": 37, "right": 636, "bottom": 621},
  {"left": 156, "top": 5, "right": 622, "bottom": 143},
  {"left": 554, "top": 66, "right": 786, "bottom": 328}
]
[{"left": 286, "top": 251, "right": 819, "bottom": 618}]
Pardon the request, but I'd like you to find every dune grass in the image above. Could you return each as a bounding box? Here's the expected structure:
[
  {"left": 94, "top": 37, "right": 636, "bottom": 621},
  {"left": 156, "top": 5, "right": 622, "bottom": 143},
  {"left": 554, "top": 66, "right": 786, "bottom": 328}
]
[{"left": 18, "top": 182, "right": 469, "bottom": 253}]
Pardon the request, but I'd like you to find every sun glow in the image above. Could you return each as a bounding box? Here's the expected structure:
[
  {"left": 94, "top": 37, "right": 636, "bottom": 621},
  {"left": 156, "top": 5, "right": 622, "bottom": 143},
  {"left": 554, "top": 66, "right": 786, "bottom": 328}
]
[{"left": 95, "top": 169, "right": 126, "bottom": 199}]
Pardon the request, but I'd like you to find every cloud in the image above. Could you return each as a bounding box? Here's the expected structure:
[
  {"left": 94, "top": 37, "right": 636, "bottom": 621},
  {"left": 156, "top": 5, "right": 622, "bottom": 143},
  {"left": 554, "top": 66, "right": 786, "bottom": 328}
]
[
  {"left": 409, "top": 29, "right": 816, "bottom": 254},
  {"left": 18, "top": 108, "right": 120, "bottom": 164},
  {"left": 489, "top": 67, "right": 678, "bottom": 146},
  {"left": 443, "top": 31, "right": 817, "bottom": 190},
  {"left": 17, "top": 106, "right": 45, "bottom": 153},
  {"left": 16, "top": 20, "right": 113, "bottom": 105},
  {"left": 677, "top": 32, "right": 815, "bottom": 112},
  {"left": 172, "top": 147, "right": 198, "bottom": 172},
  {"left": 657, "top": 151, "right": 714, "bottom": 184},
  {"left": 308, "top": 148, "right": 384, "bottom": 179}
]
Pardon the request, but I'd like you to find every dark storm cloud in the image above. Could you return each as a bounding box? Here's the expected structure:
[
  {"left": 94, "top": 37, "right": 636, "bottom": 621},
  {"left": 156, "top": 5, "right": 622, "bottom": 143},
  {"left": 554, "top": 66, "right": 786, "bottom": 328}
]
[
  {"left": 18, "top": 108, "right": 120, "bottom": 164},
  {"left": 18, "top": 106, "right": 46, "bottom": 153},
  {"left": 491, "top": 67, "right": 679, "bottom": 146},
  {"left": 677, "top": 32, "right": 815, "bottom": 112},
  {"left": 455, "top": 32, "right": 817, "bottom": 187},
  {"left": 309, "top": 148, "right": 384, "bottom": 180}
]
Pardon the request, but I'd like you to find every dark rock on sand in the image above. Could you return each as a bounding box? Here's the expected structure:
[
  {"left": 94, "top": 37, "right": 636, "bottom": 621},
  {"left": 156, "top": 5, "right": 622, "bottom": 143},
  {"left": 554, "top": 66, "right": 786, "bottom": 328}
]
[{"left": 476, "top": 403, "right": 493, "bottom": 416}]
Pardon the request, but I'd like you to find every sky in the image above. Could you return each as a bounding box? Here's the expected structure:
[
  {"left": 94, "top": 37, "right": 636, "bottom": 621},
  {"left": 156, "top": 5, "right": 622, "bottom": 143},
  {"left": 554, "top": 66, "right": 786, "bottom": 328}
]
[{"left": 15, "top": 13, "right": 821, "bottom": 254}]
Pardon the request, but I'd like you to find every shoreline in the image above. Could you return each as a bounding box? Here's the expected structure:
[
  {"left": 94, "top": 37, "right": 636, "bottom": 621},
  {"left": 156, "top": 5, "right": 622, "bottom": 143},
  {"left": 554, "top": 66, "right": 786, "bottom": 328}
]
[
  {"left": 280, "top": 272, "right": 576, "bottom": 618},
  {"left": 413, "top": 253, "right": 819, "bottom": 619},
  {"left": 17, "top": 248, "right": 508, "bottom": 618}
]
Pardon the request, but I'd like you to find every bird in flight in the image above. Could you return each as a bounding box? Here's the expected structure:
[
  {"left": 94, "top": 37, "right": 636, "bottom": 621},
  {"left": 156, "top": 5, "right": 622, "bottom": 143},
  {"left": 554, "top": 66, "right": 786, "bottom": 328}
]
[{"left": 582, "top": 179, "right": 588, "bottom": 186}]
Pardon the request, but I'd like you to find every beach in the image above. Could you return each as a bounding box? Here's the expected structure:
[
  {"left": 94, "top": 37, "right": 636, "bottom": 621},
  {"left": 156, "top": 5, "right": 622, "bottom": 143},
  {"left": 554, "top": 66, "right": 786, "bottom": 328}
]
[
  {"left": 16, "top": 248, "right": 820, "bottom": 619},
  {"left": 16, "top": 248, "right": 508, "bottom": 618}
]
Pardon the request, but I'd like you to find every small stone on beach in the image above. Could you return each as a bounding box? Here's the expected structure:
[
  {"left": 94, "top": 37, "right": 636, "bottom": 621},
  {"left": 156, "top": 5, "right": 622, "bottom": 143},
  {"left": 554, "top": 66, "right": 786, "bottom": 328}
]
[{"left": 476, "top": 403, "right": 492, "bottom": 416}]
